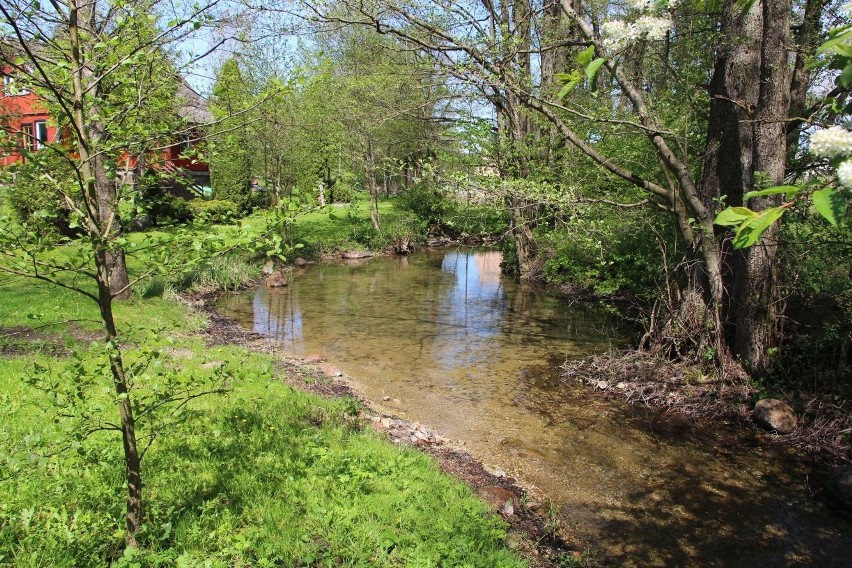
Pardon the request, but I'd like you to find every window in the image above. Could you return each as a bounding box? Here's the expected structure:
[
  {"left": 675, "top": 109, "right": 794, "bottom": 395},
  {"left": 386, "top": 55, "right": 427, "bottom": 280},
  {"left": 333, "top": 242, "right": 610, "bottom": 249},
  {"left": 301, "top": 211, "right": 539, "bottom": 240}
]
[
  {"left": 20, "top": 123, "right": 34, "bottom": 151},
  {"left": 2, "top": 74, "right": 31, "bottom": 96},
  {"left": 34, "top": 121, "right": 48, "bottom": 149}
]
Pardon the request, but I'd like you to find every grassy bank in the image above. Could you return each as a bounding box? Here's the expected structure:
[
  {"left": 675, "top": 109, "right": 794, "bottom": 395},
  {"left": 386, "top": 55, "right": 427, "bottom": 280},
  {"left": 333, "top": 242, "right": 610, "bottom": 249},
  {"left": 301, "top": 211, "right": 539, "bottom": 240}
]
[{"left": 0, "top": 212, "right": 524, "bottom": 566}]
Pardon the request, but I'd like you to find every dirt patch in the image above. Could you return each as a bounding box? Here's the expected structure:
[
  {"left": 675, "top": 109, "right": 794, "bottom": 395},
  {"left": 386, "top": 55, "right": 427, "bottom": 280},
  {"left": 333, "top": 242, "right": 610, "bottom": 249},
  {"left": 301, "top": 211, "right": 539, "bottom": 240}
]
[
  {"left": 185, "top": 291, "right": 585, "bottom": 567},
  {"left": 0, "top": 325, "right": 70, "bottom": 357},
  {"left": 562, "top": 350, "right": 851, "bottom": 465}
]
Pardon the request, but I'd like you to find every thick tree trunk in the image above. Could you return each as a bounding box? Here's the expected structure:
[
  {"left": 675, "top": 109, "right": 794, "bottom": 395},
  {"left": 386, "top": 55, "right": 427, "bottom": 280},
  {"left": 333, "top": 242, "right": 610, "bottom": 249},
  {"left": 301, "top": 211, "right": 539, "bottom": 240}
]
[{"left": 700, "top": 0, "right": 791, "bottom": 372}]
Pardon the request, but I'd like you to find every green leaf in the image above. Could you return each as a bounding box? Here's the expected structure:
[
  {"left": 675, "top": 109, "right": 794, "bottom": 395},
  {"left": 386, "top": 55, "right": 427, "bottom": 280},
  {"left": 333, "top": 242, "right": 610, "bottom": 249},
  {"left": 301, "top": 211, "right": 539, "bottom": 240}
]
[
  {"left": 714, "top": 206, "right": 756, "bottom": 227},
  {"left": 736, "top": 0, "right": 759, "bottom": 16},
  {"left": 732, "top": 207, "right": 785, "bottom": 249},
  {"left": 743, "top": 185, "right": 801, "bottom": 200},
  {"left": 585, "top": 58, "right": 607, "bottom": 84},
  {"left": 557, "top": 80, "right": 579, "bottom": 100},
  {"left": 812, "top": 187, "right": 847, "bottom": 226},
  {"left": 575, "top": 45, "right": 595, "bottom": 67},
  {"left": 817, "top": 30, "right": 852, "bottom": 55},
  {"left": 840, "top": 63, "right": 852, "bottom": 89}
]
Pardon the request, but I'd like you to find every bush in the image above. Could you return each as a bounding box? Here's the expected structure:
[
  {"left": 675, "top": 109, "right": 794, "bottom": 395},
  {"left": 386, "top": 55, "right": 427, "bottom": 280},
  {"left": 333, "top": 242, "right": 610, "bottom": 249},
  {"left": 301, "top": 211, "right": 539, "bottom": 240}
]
[
  {"left": 186, "top": 199, "right": 239, "bottom": 225},
  {"left": 397, "top": 182, "right": 457, "bottom": 226},
  {"left": 126, "top": 171, "right": 193, "bottom": 228},
  {"left": 5, "top": 156, "right": 79, "bottom": 238}
]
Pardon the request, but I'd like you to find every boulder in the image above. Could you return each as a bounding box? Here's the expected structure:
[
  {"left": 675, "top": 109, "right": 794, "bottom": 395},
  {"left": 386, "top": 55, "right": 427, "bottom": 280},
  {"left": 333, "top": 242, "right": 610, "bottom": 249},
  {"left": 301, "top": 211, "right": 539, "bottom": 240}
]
[
  {"left": 826, "top": 464, "right": 852, "bottom": 511},
  {"left": 294, "top": 257, "right": 309, "bottom": 267},
  {"left": 266, "top": 270, "right": 289, "bottom": 288},
  {"left": 753, "top": 398, "right": 797, "bottom": 433}
]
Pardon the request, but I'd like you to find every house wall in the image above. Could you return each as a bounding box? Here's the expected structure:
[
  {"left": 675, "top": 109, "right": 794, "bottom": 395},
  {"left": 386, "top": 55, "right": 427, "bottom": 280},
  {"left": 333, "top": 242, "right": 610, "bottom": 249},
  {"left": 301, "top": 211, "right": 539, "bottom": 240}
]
[
  {"left": 1, "top": 68, "right": 209, "bottom": 196},
  {"left": 1, "top": 71, "right": 59, "bottom": 166}
]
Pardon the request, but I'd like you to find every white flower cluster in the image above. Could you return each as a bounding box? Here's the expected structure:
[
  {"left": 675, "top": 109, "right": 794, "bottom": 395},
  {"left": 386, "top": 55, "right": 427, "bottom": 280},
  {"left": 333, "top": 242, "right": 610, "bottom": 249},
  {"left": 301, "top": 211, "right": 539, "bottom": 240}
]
[
  {"left": 838, "top": 161, "right": 852, "bottom": 189},
  {"left": 809, "top": 126, "right": 852, "bottom": 159},
  {"left": 626, "top": 0, "right": 654, "bottom": 10},
  {"left": 602, "top": 15, "right": 672, "bottom": 49}
]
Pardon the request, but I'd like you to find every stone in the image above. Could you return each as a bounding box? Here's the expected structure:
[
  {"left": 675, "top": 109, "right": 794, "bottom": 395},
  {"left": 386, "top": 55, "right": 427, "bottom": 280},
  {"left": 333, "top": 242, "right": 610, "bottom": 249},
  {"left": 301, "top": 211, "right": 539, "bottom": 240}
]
[
  {"left": 341, "top": 250, "right": 373, "bottom": 259},
  {"left": 380, "top": 417, "right": 392, "bottom": 429},
  {"left": 478, "top": 486, "right": 518, "bottom": 516},
  {"left": 261, "top": 260, "right": 276, "bottom": 275},
  {"left": 382, "top": 395, "right": 391, "bottom": 401},
  {"left": 294, "top": 257, "right": 308, "bottom": 267},
  {"left": 303, "top": 353, "right": 327, "bottom": 364},
  {"left": 596, "top": 380, "right": 609, "bottom": 390},
  {"left": 320, "top": 365, "right": 343, "bottom": 377},
  {"left": 826, "top": 464, "right": 852, "bottom": 511},
  {"left": 266, "top": 270, "right": 289, "bottom": 288},
  {"left": 483, "top": 464, "right": 507, "bottom": 478},
  {"left": 753, "top": 398, "right": 797, "bottom": 433}
]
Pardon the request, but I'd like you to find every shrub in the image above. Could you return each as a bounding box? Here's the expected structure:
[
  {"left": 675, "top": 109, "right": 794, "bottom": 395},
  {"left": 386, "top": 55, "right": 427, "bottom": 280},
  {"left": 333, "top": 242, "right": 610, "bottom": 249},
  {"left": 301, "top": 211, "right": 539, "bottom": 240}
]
[
  {"left": 186, "top": 199, "right": 239, "bottom": 225},
  {"left": 5, "top": 155, "right": 79, "bottom": 238},
  {"left": 397, "top": 182, "right": 457, "bottom": 226}
]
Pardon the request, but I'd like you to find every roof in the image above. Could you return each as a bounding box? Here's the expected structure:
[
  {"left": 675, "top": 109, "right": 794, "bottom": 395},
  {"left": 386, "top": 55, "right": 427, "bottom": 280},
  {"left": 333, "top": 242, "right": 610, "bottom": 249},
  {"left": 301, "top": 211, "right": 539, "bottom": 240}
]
[{"left": 176, "top": 78, "right": 213, "bottom": 125}]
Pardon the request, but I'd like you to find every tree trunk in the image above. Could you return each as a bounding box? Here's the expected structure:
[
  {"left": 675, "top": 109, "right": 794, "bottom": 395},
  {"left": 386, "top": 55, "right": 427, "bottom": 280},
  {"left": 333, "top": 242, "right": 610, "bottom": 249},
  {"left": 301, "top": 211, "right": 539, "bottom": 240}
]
[
  {"left": 700, "top": 0, "right": 791, "bottom": 372},
  {"left": 97, "top": 269, "right": 142, "bottom": 547},
  {"left": 366, "top": 139, "right": 380, "bottom": 230},
  {"left": 69, "top": 0, "right": 141, "bottom": 546}
]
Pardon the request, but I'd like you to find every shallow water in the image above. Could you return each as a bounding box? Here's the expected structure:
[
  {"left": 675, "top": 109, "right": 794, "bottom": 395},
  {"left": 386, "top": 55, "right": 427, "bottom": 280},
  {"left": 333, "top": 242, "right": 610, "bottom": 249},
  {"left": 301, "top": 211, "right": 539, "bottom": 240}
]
[{"left": 219, "top": 248, "right": 852, "bottom": 566}]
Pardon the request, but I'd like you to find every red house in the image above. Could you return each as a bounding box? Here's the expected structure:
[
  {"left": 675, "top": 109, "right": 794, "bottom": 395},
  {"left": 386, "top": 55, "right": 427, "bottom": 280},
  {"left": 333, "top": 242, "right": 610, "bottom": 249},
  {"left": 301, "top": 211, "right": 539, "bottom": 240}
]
[
  {"left": 0, "top": 68, "right": 211, "bottom": 195},
  {"left": 0, "top": 72, "right": 57, "bottom": 166}
]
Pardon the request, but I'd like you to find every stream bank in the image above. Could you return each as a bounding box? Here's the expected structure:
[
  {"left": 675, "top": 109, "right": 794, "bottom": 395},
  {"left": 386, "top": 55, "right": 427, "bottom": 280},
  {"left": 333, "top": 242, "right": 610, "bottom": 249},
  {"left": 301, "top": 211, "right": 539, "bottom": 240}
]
[{"left": 192, "top": 292, "right": 585, "bottom": 567}]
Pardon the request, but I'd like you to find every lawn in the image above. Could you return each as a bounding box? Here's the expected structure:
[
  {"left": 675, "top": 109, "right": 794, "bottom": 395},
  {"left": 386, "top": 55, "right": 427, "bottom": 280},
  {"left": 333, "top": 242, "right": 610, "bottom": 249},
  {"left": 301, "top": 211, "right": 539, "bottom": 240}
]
[{"left": 0, "top": 197, "right": 524, "bottom": 567}]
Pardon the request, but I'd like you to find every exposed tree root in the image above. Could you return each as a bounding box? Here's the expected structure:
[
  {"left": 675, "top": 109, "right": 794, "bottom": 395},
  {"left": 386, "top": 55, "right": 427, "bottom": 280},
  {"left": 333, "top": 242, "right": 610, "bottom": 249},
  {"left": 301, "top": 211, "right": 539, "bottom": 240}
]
[{"left": 562, "top": 349, "right": 851, "bottom": 464}]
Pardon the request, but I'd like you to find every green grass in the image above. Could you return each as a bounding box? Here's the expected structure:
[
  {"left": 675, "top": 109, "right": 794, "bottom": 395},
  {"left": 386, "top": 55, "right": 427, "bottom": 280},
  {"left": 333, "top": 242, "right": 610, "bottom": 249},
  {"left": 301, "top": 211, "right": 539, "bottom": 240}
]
[
  {"left": 0, "top": 204, "right": 525, "bottom": 567},
  {"left": 0, "top": 340, "right": 523, "bottom": 566}
]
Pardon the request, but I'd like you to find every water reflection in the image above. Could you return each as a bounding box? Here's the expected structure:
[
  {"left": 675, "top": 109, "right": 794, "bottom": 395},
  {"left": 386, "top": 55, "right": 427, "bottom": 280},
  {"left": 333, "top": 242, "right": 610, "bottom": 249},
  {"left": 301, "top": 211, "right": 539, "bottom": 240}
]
[{"left": 219, "top": 248, "right": 852, "bottom": 566}]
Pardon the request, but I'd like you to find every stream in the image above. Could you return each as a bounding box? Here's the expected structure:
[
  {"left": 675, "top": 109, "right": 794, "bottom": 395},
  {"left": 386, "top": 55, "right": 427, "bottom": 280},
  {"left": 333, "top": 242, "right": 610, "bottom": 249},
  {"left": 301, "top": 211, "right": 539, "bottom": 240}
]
[{"left": 218, "top": 248, "right": 852, "bottom": 566}]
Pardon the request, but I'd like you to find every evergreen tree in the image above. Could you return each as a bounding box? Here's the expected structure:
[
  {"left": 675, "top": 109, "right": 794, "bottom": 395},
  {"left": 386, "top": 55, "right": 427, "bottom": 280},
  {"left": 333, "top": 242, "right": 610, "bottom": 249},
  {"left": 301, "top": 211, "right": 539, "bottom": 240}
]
[{"left": 210, "top": 58, "right": 254, "bottom": 211}]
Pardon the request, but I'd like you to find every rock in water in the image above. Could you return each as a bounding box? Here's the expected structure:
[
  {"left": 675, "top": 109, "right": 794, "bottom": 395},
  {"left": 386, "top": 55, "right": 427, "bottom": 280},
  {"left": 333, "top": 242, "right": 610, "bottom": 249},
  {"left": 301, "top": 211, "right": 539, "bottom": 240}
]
[
  {"left": 753, "top": 398, "right": 797, "bottom": 433},
  {"left": 478, "top": 486, "right": 518, "bottom": 516},
  {"left": 261, "top": 260, "right": 276, "bottom": 275},
  {"left": 266, "top": 270, "right": 289, "bottom": 288},
  {"left": 827, "top": 464, "right": 852, "bottom": 511},
  {"left": 341, "top": 250, "right": 373, "bottom": 259},
  {"left": 294, "top": 257, "right": 308, "bottom": 267}
]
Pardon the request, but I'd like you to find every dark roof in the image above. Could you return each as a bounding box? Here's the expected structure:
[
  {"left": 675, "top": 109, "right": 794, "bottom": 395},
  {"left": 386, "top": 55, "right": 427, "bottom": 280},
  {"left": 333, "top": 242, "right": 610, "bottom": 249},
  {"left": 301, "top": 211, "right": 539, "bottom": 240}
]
[{"left": 176, "top": 78, "right": 213, "bottom": 125}]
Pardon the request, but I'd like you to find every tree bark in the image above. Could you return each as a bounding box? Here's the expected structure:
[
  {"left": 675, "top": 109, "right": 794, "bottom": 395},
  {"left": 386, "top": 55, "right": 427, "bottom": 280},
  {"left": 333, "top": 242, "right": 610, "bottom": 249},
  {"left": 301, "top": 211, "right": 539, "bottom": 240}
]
[{"left": 700, "top": 0, "right": 791, "bottom": 371}]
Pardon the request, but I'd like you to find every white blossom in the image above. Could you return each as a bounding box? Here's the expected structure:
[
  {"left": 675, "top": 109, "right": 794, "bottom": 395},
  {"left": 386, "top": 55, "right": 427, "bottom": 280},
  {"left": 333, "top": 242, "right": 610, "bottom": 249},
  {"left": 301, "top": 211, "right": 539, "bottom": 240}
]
[
  {"left": 602, "top": 19, "right": 633, "bottom": 49},
  {"left": 843, "top": 0, "right": 852, "bottom": 17},
  {"left": 626, "top": 0, "right": 654, "bottom": 10},
  {"left": 634, "top": 15, "right": 672, "bottom": 41},
  {"left": 838, "top": 160, "right": 852, "bottom": 189},
  {"left": 809, "top": 126, "right": 852, "bottom": 159}
]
